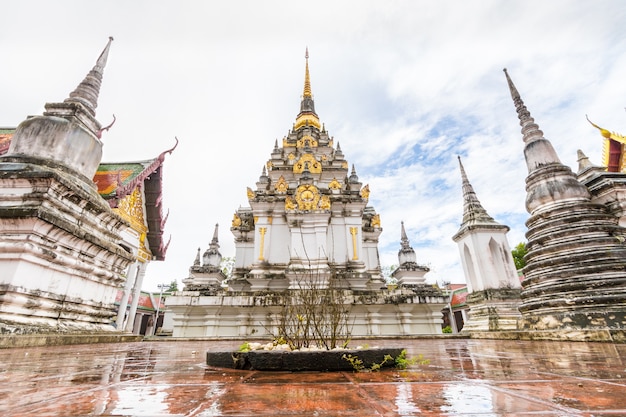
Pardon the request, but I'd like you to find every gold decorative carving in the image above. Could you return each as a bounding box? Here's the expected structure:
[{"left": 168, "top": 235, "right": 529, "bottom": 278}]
[
  {"left": 247, "top": 187, "right": 255, "bottom": 199},
  {"left": 371, "top": 214, "right": 381, "bottom": 228},
  {"left": 319, "top": 195, "right": 331, "bottom": 210},
  {"left": 293, "top": 154, "right": 322, "bottom": 174},
  {"left": 329, "top": 138, "right": 333, "bottom": 147},
  {"left": 275, "top": 175, "right": 288, "bottom": 192},
  {"left": 328, "top": 178, "right": 342, "bottom": 190},
  {"left": 232, "top": 213, "right": 242, "bottom": 227},
  {"left": 266, "top": 161, "right": 273, "bottom": 170},
  {"left": 321, "top": 154, "right": 327, "bottom": 161},
  {"left": 350, "top": 227, "right": 359, "bottom": 260},
  {"left": 115, "top": 187, "right": 150, "bottom": 261},
  {"left": 295, "top": 184, "right": 320, "bottom": 211},
  {"left": 268, "top": 216, "right": 273, "bottom": 225},
  {"left": 295, "top": 113, "right": 321, "bottom": 130},
  {"left": 341, "top": 161, "right": 348, "bottom": 169},
  {"left": 254, "top": 216, "right": 259, "bottom": 224},
  {"left": 258, "top": 227, "right": 267, "bottom": 261},
  {"left": 360, "top": 184, "right": 370, "bottom": 199},
  {"left": 297, "top": 135, "right": 318, "bottom": 148},
  {"left": 285, "top": 196, "right": 297, "bottom": 211},
  {"left": 288, "top": 153, "right": 295, "bottom": 161}
]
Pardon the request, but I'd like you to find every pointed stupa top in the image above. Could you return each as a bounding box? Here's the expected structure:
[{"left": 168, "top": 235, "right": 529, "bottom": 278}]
[
  {"left": 455, "top": 156, "right": 506, "bottom": 235},
  {"left": 211, "top": 223, "right": 220, "bottom": 245},
  {"left": 64, "top": 37, "right": 113, "bottom": 116},
  {"left": 503, "top": 68, "right": 562, "bottom": 173},
  {"left": 295, "top": 48, "right": 321, "bottom": 130},
  {"left": 503, "top": 69, "right": 590, "bottom": 213},
  {"left": 303, "top": 47, "right": 312, "bottom": 98},
  {"left": 349, "top": 164, "right": 359, "bottom": 183},
  {"left": 194, "top": 247, "right": 201, "bottom": 266},
  {"left": 202, "top": 223, "right": 222, "bottom": 268},
  {"left": 398, "top": 221, "right": 418, "bottom": 265}
]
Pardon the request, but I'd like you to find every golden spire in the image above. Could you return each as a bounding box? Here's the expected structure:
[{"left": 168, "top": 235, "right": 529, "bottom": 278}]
[
  {"left": 294, "top": 47, "right": 321, "bottom": 130},
  {"left": 303, "top": 47, "right": 312, "bottom": 98}
]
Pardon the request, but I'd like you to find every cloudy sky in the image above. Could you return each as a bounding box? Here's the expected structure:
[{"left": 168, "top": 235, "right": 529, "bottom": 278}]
[{"left": 2, "top": 1, "right": 626, "bottom": 291}]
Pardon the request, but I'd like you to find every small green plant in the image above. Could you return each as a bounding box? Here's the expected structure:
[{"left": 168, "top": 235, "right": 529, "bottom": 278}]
[
  {"left": 442, "top": 325, "right": 452, "bottom": 333},
  {"left": 238, "top": 342, "right": 251, "bottom": 352},
  {"left": 342, "top": 353, "right": 365, "bottom": 372},
  {"left": 342, "top": 353, "right": 395, "bottom": 372},
  {"left": 395, "top": 349, "right": 429, "bottom": 370}
]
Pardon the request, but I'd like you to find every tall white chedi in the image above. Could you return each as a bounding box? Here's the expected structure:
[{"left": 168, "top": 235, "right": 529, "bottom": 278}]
[
  {"left": 166, "top": 50, "right": 448, "bottom": 338},
  {"left": 452, "top": 156, "right": 521, "bottom": 332},
  {"left": 228, "top": 49, "right": 385, "bottom": 291},
  {"left": 0, "top": 38, "right": 134, "bottom": 334}
]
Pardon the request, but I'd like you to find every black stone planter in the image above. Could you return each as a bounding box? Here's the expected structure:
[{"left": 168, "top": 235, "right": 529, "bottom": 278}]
[{"left": 206, "top": 347, "right": 405, "bottom": 371}]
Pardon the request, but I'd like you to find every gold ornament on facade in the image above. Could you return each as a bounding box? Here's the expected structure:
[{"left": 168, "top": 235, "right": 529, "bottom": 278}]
[
  {"left": 360, "top": 184, "right": 370, "bottom": 199},
  {"left": 266, "top": 161, "right": 273, "bottom": 170},
  {"left": 254, "top": 216, "right": 259, "bottom": 224},
  {"left": 293, "top": 154, "right": 322, "bottom": 174},
  {"left": 341, "top": 161, "right": 348, "bottom": 169},
  {"left": 275, "top": 175, "right": 288, "bottom": 192},
  {"left": 232, "top": 214, "right": 242, "bottom": 228},
  {"left": 329, "top": 138, "right": 333, "bottom": 147},
  {"left": 294, "top": 113, "right": 321, "bottom": 130},
  {"left": 321, "top": 154, "right": 327, "bottom": 161},
  {"left": 114, "top": 187, "right": 151, "bottom": 261},
  {"left": 283, "top": 138, "right": 290, "bottom": 148},
  {"left": 371, "top": 214, "right": 381, "bottom": 228},
  {"left": 288, "top": 153, "right": 295, "bottom": 161},
  {"left": 295, "top": 184, "right": 321, "bottom": 211},
  {"left": 328, "top": 178, "right": 342, "bottom": 190},
  {"left": 297, "top": 135, "right": 318, "bottom": 148},
  {"left": 319, "top": 195, "right": 331, "bottom": 210},
  {"left": 285, "top": 196, "right": 297, "bottom": 211},
  {"left": 247, "top": 187, "right": 255, "bottom": 199}
]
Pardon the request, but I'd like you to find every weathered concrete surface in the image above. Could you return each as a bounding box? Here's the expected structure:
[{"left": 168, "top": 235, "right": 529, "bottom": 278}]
[
  {"left": 2, "top": 338, "right": 626, "bottom": 416},
  {"left": 0, "top": 333, "right": 143, "bottom": 349}
]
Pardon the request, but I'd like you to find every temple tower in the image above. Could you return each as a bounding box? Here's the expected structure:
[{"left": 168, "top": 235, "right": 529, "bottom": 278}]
[
  {"left": 229, "top": 49, "right": 384, "bottom": 291},
  {"left": 0, "top": 39, "right": 134, "bottom": 333},
  {"left": 167, "top": 51, "right": 448, "bottom": 338},
  {"left": 452, "top": 156, "right": 521, "bottom": 332},
  {"left": 504, "top": 69, "right": 626, "bottom": 336}
]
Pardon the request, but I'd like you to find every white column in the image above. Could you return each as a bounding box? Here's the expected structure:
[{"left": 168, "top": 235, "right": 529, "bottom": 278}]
[
  {"left": 125, "top": 262, "right": 148, "bottom": 333},
  {"left": 116, "top": 262, "right": 139, "bottom": 330}
]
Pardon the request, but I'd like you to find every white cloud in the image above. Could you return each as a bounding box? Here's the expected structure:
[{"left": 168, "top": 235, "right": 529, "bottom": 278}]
[{"left": 1, "top": 1, "right": 625, "bottom": 290}]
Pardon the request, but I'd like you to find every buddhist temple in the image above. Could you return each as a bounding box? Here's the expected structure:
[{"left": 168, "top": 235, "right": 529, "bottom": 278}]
[
  {"left": 166, "top": 51, "right": 448, "bottom": 338},
  {"left": 504, "top": 69, "right": 626, "bottom": 339},
  {"left": 0, "top": 39, "right": 173, "bottom": 336}
]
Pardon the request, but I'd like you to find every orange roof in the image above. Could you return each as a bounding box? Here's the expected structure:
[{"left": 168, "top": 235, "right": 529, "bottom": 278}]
[{"left": 450, "top": 286, "right": 468, "bottom": 308}]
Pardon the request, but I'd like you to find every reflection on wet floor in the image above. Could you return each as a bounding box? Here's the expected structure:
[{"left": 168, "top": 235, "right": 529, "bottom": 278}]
[{"left": 0, "top": 338, "right": 625, "bottom": 416}]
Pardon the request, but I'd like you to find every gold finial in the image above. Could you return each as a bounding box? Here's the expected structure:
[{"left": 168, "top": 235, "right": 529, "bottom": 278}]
[
  {"left": 586, "top": 115, "right": 613, "bottom": 139},
  {"left": 303, "top": 47, "right": 312, "bottom": 98}
]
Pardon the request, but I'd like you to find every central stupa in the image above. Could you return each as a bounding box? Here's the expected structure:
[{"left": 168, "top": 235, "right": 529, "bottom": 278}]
[
  {"left": 167, "top": 51, "right": 447, "bottom": 338},
  {"left": 229, "top": 49, "right": 384, "bottom": 291}
]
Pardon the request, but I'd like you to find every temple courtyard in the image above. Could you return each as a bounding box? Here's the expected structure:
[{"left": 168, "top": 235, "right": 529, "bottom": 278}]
[{"left": 1, "top": 338, "right": 625, "bottom": 416}]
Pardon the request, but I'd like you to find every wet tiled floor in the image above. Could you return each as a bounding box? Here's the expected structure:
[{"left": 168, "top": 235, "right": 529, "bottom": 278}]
[{"left": 1, "top": 338, "right": 625, "bottom": 416}]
